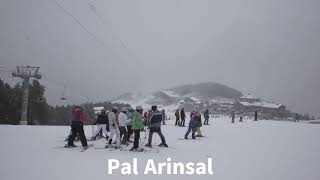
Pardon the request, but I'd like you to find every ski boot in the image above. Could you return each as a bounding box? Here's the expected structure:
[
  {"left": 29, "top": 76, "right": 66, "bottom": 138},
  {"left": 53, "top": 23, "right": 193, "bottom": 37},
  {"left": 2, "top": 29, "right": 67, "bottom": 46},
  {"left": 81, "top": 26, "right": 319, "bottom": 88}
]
[
  {"left": 158, "top": 143, "right": 168, "bottom": 148},
  {"left": 105, "top": 144, "right": 113, "bottom": 148},
  {"left": 64, "top": 144, "right": 77, "bottom": 148},
  {"left": 130, "top": 147, "right": 144, "bottom": 152},
  {"left": 145, "top": 143, "right": 152, "bottom": 148}
]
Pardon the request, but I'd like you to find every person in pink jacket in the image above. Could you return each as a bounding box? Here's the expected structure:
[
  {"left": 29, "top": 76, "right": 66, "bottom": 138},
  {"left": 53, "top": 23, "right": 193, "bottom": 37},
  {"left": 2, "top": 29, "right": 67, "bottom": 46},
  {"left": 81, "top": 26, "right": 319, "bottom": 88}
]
[{"left": 66, "top": 106, "right": 89, "bottom": 148}]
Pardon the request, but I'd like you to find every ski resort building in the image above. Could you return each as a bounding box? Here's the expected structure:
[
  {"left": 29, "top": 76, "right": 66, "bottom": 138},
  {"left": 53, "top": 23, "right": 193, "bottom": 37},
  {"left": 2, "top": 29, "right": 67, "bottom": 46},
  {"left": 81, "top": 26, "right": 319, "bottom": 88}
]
[{"left": 234, "top": 94, "right": 289, "bottom": 119}]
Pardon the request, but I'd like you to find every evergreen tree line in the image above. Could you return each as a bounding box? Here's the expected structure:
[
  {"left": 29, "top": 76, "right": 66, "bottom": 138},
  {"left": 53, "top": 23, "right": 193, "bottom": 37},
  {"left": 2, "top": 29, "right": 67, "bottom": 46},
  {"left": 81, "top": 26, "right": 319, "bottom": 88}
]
[{"left": 0, "top": 78, "right": 128, "bottom": 125}]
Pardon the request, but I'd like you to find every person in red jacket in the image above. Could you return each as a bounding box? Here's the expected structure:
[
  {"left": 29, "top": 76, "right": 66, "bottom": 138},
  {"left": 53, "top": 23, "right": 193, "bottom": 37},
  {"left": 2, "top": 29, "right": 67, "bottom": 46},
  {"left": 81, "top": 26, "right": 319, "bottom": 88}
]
[{"left": 65, "top": 106, "right": 89, "bottom": 148}]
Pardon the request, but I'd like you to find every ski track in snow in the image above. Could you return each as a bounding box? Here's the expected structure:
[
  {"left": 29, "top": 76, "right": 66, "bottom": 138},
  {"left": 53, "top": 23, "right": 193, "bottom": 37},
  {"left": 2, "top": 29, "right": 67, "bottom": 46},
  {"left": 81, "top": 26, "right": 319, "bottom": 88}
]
[{"left": 1, "top": 116, "right": 320, "bottom": 180}]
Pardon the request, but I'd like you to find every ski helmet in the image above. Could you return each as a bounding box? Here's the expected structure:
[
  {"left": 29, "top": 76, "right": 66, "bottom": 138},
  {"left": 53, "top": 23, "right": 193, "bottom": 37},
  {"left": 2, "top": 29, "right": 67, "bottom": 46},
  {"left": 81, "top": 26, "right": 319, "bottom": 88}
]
[
  {"left": 151, "top": 105, "right": 157, "bottom": 111},
  {"left": 121, "top": 107, "right": 128, "bottom": 112},
  {"left": 112, "top": 106, "right": 118, "bottom": 113}
]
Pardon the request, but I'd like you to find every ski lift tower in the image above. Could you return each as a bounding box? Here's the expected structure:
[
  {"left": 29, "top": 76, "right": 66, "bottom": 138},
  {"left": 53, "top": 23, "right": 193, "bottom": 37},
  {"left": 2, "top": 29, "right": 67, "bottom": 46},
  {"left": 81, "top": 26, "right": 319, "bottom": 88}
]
[{"left": 12, "top": 65, "right": 41, "bottom": 125}]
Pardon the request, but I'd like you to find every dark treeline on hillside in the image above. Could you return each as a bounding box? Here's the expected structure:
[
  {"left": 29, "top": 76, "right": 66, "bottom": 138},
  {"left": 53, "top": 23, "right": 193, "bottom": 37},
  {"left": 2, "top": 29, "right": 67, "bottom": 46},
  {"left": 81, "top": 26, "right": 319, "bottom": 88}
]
[{"left": 0, "top": 78, "right": 128, "bottom": 125}]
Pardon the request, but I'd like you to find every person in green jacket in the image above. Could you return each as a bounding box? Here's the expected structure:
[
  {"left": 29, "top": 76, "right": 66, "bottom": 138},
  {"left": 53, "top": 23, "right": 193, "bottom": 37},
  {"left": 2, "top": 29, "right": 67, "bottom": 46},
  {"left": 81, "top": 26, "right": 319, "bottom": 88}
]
[{"left": 130, "top": 105, "right": 144, "bottom": 151}]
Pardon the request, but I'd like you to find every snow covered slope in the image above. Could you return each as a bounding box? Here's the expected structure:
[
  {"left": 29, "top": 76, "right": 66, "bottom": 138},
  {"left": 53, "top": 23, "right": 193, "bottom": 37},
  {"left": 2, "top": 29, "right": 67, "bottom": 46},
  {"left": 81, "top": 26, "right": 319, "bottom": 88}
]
[{"left": 1, "top": 118, "right": 320, "bottom": 180}]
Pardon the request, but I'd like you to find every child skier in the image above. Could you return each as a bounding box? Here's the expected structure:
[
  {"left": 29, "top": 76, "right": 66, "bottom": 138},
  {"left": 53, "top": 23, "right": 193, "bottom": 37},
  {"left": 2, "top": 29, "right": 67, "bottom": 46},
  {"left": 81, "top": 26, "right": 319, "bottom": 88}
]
[
  {"left": 145, "top": 105, "right": 168, "bottom": 148},
  {"left": 65, "top": 106, "right": 89, "bottom": 149},
  {"left": 106, "top": 107, "right": 121, "bottom": 149},
  {"left": 131, "top": 105, "right": 144, "bottom": 151},
  {"left": 118, "top": 107, "right": 128, "bottom": 145}
]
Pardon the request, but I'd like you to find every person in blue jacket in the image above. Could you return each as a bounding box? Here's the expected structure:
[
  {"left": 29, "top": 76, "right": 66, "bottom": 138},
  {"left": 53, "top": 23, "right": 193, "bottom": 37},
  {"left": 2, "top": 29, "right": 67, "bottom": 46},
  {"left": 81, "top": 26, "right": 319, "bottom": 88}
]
[{"left": 184, "top": 113, "right": 198, "bottom": 139}]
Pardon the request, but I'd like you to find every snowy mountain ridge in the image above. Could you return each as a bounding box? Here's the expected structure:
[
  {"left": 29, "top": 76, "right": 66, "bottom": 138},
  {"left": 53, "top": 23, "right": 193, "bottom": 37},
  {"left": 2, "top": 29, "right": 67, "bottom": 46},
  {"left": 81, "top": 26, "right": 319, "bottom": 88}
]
[{"left": 112, "top": 82, "right": 284, "bottom": 112}]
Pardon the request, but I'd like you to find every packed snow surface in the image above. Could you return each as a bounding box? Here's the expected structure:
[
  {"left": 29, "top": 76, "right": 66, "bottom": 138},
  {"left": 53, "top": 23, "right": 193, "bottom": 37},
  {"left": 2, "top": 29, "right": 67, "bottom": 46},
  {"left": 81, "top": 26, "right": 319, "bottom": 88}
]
[{"left": 1, "top": 117, "right": 320, "bottom": 180}]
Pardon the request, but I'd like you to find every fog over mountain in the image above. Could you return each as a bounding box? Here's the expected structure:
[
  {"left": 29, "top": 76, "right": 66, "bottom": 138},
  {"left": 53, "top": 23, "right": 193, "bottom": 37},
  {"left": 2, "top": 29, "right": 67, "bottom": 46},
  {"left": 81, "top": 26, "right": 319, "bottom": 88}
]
[{"left": 0, "top": 0, "right": 320, "bottom": 115}]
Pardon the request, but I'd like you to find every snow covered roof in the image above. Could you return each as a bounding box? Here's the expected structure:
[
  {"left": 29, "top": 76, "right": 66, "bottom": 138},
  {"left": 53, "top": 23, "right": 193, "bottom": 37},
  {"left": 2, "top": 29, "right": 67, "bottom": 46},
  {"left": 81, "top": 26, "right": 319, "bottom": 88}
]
[
  {"left": 238, "top": 101, "right": 283, "bottom": 109},
  {"left": 240, "top": 93, "right": 260, "bottom": 100},
  {"left": 161, "top": 90, "right": 180, "bottom": 98},
  {"left": 189, "top": 97, "right": 201, "bottom": 104}
]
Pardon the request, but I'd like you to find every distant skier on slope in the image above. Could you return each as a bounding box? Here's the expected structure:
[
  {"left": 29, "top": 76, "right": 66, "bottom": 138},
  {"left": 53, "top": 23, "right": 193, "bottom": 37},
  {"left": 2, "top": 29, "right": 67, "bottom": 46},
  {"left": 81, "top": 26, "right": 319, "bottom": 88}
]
[
  {"left": 162, "top": 109, "right": 166, "bottom": 125},
  {"left": 295, "top": 113, "right": 300, "bottom": 123},
  {"left": 254, "top": 110, "right": 258, "bottom": 121},
  {"left": 65, "top": 106, "right": 89, "bottom": 149},
  {"left": 204, "top": 109, "right": 210, "bottom": 125},
  {"left": 145, "top": 105, "right": 168, "bottom": 148},
  {"left": 106, "top": 107, "right": 121, "bottom": 149},
  {"left": 130, "top": 105, "right": 144, "bottom": 151},
  {"left": 180, "top": 108, "right": 186, "bottom": 127},
  {"left": 231, "top": 111, "right": 235, "bottom": 123},
  {"left": 239, "top": 112, "right": 244, "bottom": 122},
  {"left": 175, "top": 109, "right": 180, "bottom": 126}
]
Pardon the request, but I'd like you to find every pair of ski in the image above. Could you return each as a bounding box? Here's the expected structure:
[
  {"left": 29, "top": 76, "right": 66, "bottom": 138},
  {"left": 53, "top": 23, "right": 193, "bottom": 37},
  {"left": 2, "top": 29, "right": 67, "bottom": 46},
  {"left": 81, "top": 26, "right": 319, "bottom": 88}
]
[
  {"left": 95, "top": 144, "right": 159, "bottom": 153},
  {"left": 178, "top": 136, "right": 207, "bottom": 140},
  {"left": 53, "top": 144, "right": 94, "bottom": 152}
]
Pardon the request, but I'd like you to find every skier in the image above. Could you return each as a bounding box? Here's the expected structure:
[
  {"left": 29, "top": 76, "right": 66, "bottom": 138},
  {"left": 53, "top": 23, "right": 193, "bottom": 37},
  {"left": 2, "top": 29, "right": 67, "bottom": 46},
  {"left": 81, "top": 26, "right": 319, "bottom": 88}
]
[
  {"left": 126, "top": 107, "right": 134, "bottom": 142},
  {"left": 184, "top": 112, "right": 197, "bottom": 139},
  {"left": 65, "top": 106, "right": 89, "bottom": 149},
  {"left": 162, "top": 109, "right": 166, "bottom": 125},
  {"left": 130, "top": 105, "right": 144, "bottom": 151},
  {"left": 195, "top": 111, "right": 203, "bottom": 137},
  {"left": 180, "top": 108, "right": 186, "bottom": 127},
  {"left": 145, "top": 105, "right": 168, "bottom": 148},
  {"left": 143, "top": 111, "right": 149, "bottom": 127},
  {"left": 106, "top": 107, "right": 121, "bottom": 149},
  {"left": 118, "top": 107, "right": 128, "bottom": 145},
  {"left": 190, "top": 110, "right": 196, "bottom": 119},
  {"left": 231, "top": 111, "right": 235, "bottom": 123},
  {"left": 91, "top": 109, "right": 109, "bottom": 140},
  {"left": 254, "top": 110, "right": 258, "bottom": 121},
  {"left": 239, "top": 112, "right": 243, "bottom": 122},
  {"left": 204, "top": 109, "right": 210, "bottom": 125},
  {"left": 295, "top": 113, "right": 299, "bottom": 123},
  {"left": 175, "top": 109, "right": 180, "bottom": 126}
]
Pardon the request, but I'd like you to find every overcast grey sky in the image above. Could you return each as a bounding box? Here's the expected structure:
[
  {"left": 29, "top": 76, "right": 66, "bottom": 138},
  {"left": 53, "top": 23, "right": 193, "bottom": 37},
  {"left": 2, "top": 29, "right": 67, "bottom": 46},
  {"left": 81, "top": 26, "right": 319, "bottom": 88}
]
[{"left": 0, "top": 0, "right": 319, "bottom": 115}]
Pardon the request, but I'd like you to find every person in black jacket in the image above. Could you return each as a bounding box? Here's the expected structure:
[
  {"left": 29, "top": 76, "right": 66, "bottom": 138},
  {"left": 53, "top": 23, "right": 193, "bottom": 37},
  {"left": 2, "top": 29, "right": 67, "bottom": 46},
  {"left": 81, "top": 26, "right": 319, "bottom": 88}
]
[
  {"left": 91, "top": 109, "right": 109, "bottom": 140},
  {"left": 254, "top": 110, "right": 258, "bottom": 121},
  {"left": 180, "top": 108, "right": 186, "bottom": 127},
  {"left": 145, "top": 105, "right": 168, "bottom": 148},
  {"left": 175, "top": 109, "right": 180, "bottom": 126}
]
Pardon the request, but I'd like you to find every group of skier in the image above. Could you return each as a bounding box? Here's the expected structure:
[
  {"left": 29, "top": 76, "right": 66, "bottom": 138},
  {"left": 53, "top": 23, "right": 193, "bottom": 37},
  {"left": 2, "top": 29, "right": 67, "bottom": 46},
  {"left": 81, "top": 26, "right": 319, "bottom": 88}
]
[
  {"left": 230, "top": 110, "right": 259, "bottom": 123},
  {"left": 63, "top": 104, "right": 268, "bottom": 152},
  {"left": 65, "top": 105, "right": 168, "bottom": 152},
  {"left": 175, "top": 108, "right": 187, "bottom": 126},
  {"left": 184, "top": 110, "right": 204, "bottom": 139}
]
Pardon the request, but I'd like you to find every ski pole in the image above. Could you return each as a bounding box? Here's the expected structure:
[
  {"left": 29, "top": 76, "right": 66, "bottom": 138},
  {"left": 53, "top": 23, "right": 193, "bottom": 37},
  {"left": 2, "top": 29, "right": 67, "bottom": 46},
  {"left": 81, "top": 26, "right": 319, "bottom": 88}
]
[{"left": 91, "top": 122, "right": 94, "bottom": 148}]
